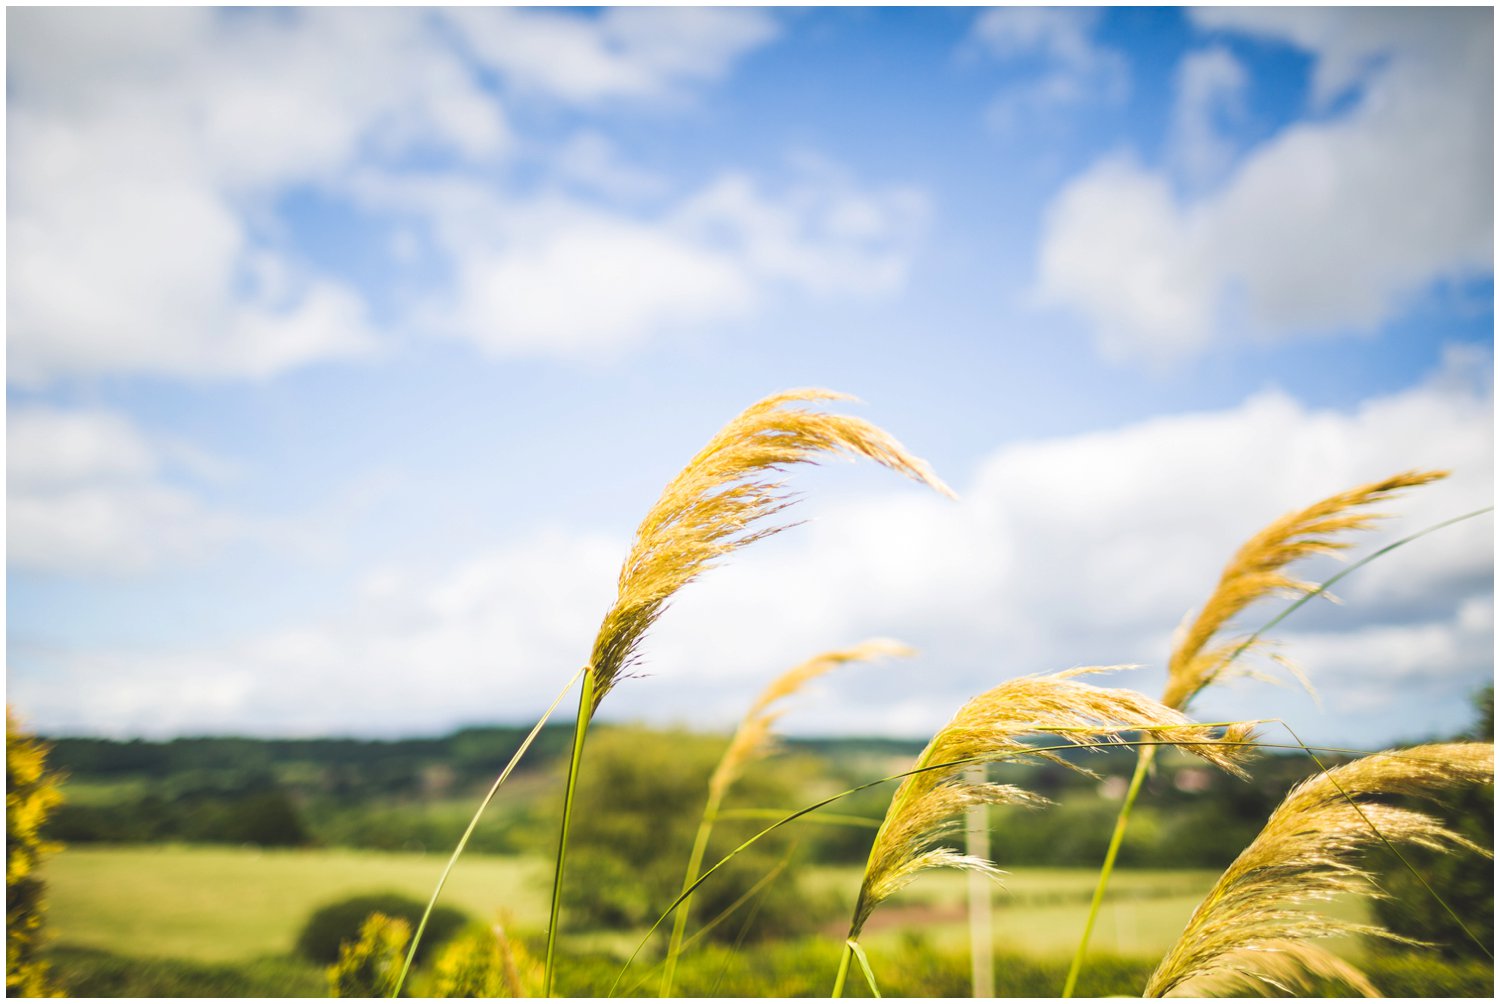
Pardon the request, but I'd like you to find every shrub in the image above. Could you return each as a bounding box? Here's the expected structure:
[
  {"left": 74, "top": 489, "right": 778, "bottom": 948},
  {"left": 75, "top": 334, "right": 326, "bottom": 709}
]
[
  {"left": 7, "top": 708, "right": 64, "bottom": 997},
  {"left": 327, "top": 912, "right": 410, "bottom": 998},
  {"left": 425, "top": 921, "right": 541, "bottom": 997},
  {"left": 296, "top": 892, "right": 467, "bottom": 965}
]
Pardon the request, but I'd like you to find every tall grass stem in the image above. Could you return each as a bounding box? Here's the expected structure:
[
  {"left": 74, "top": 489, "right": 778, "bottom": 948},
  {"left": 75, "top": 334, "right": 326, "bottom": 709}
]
[
  {"left": 661, "top": 800, "right": 720, "bottom": 995},
  {"left": 832, "top": 940, "right": 853, "bottom": 998},
  {"left": 1060, "top": 744, "right": 1155, "bottom": 997},
  {"left": 543, "top": 667, "right": 596, "bottom": 998}
]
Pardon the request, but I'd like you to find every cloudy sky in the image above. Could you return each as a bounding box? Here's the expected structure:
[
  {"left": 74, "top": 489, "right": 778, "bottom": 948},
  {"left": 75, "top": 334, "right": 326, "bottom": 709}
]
[{"left": 8, "top": 7, "right": 1493, "bottom": 752}]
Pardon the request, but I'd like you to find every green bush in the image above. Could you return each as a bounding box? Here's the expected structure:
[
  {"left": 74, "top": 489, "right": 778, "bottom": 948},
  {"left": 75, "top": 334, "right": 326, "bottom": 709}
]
[{"left": 295, "top": 892, "right": 468, "bottom": 965}]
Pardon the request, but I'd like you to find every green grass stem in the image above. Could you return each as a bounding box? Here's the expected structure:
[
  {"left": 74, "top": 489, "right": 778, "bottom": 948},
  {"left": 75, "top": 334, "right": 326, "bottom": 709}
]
[
  {"left": 832, "top": 940, "right": 854, "bottom": 998},
  {"left": 661, "top": 794, "right": 722, "bottom": 996},
  {"left": 850, "top": 938, "right": 882, "bottom": 997},
  {"left": 390, "top": 664, "right": 586, "bottom": 998},
  {"left": 543, "top": 667, "right": 597, "bottom": 998}
]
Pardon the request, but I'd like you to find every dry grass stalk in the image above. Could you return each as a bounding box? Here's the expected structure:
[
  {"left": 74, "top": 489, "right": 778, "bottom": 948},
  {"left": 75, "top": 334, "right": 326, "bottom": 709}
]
[
  {"left": 850, "top": 669, "right": 1256, "bottom": 938},
  {"left": 1144, "top": 742, "right": 1495, "bottom": 998},
  {"left": 586, "top": 389, "right": 953, "bottom": 714},
  {"left": 708, "top": 638, "right": 915, "bottom": 805},
  {"left": 1163, "top": 470, "right": 1447, "bottom": 710}
]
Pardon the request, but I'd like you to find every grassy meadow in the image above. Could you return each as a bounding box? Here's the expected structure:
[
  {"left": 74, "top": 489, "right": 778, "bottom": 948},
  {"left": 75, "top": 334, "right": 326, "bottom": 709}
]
[{"left": 47, "top": 846, "right": 1242, "bottom": 964}]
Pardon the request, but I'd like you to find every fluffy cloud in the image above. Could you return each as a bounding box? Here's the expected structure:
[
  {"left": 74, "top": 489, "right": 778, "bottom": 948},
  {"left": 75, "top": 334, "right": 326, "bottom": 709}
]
[
  {"left": 357, "top": 161, "right": 929, "bottom": 357},
  {"left": 446, "top": 7, "right": 778, "bottom": 105},
  {"left": 968, "top": 7, "right": 1129, "bottom": 127},
  {"left": 8, "top": 8, "right": 902, "bottom": 381},
  {"left": 1169, "top": 47, "right": 1249, "bottom": 187},
  {"left": 7, "top": 8, "right": 507, "bottom": 384},
  {"left": 13, "top": 354, "right": 1489, "bottom": 743},
  {"left": 1036, "top": 8, "right": 1492, "bottom": 362},
  {"left": 8, "top": 407, "right": 241, "bottom": 574}
]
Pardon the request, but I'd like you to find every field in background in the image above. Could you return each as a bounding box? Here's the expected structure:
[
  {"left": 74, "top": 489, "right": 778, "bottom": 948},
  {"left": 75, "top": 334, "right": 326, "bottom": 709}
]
[
  {"left": 48, "top": 845, "right": 547, "bottom": 962},
  {"left": 49, "top": 846, "right": 1357, "bottom": 963}
]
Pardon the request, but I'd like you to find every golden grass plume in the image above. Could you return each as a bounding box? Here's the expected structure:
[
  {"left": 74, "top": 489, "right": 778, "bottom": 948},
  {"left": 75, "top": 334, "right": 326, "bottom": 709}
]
[
  {"left": 1144, "top": 741, "right": 1494, "bottom": 998},
  {"left": 708, "top": 638, "right": 915, "bottom": 805},
  {"left": 1163, "top": 470, "right": 1447, "bottom": 709},
  {"left": 849, "top": 669, "right": 1256, "bottom": 938},
  {"left": 586, "top": 390, "right": 952, "bottom": 713}
]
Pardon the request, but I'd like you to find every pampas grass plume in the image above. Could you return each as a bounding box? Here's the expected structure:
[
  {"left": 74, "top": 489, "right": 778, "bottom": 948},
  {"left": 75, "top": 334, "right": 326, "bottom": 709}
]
[
  {"left": 1163, "top": 470, "right": 1447, "bottom": 709},
  {"left": 586, "top": 390, "right": 952, "bottom": 713},
  {"left": 1144, "top": 742, "right": 1494, "bottom": 998},
  {"left": 851, "top": 669, "right": 1256, "bottom": 938}
]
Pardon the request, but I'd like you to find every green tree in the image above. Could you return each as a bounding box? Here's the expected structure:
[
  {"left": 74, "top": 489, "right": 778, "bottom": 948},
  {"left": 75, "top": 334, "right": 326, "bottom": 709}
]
[{"left": 7, "top": 708, "right": 64, "bottom": 997}]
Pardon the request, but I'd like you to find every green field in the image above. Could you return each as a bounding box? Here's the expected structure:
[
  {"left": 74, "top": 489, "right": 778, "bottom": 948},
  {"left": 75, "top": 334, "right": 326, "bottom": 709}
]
[
  {"left": 48, "top": 845, "right": 1345, "bottom": 963},
  {"left": 48, "top": 845, "right": 548, "bottom": 962}
]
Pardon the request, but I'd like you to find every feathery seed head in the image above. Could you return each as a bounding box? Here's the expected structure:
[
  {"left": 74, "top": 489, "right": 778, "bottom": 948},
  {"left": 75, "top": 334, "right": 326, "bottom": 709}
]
[
  {"left": 1144, "top": 742, "right": 1494, "bottom": 998},
  {"left": 1164, "top": 470, "right": 1447, "bottom": 709},
  {"left": 849, "top": 669, "right": 1255, "bottom": 938},
  {"left": 709, "top": 639, "right": 914, "bottom": 805},
  {"left": 585, "top": 391, "right": 951, "bottom": 714}
]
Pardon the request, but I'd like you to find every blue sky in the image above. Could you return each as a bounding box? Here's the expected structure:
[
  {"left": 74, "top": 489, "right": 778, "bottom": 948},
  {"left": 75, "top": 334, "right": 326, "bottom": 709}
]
[{"left": 7, "top": 7, "right": 1494, "bottom": 751}]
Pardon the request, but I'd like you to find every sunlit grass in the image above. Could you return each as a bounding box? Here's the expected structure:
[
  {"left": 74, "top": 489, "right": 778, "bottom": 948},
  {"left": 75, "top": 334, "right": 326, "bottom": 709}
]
[{"left": 46, "top": 845, "right": 547, "bottom": 963}]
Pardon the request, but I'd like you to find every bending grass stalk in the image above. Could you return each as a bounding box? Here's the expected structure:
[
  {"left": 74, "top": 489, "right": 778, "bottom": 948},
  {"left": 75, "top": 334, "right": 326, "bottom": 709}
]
[
  {"left": 1060, "top": 504, "right": 1493, "bottom": 997},
  {"left": 391, "top": 663, "right": 587, "bottom": 998},
  {"left": 542, "top": 666, "right": 596, "bottom": 998},
  {"left": 548, "top": 391, "right": 950, "bottom": 993}
]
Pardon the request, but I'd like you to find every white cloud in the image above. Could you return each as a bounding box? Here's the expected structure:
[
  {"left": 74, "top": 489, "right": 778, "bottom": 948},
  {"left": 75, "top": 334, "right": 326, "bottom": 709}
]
[
  {"left": 13, "top": 355, "right": 1490, "bottom": 743},
  {"left": 1036, "top": 8, "right": 1492, "bottom": 362},
  {"left": 7, "top": 8, "right": 505, "bottom": 385},
  {"left": 445, "top": 7, "right": 778, "bottom": 105},
  {"left": 7, "top": 408, "right": 241, "bottom": 574},
  {"left": 969, "top": 7, "right": 1129, "bottom": 128},
  {"left": 357, "top": 161, "right": 929, "bottom": 357},
  {"left": 1170, "top": 47, "right": 1249, "bottom": 187}
]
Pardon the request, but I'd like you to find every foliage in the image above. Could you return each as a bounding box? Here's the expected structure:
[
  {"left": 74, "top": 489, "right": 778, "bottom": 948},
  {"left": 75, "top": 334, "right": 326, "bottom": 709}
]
[
  {"left": 7, "top": 708, "right": 64, "bottom": 997},
  {"left": 48, "top": 777, "right": 311, "bottom": 848},
  {"left": 559, "top": 727, "right": 838, "bottom": 942},
  {"left": 296, "top": 892, "right": 468, "bottom": 965},
  {"left": 327, "top": 911, "right": 411, "bottom": 997},
  {"left": 424, "top": 920, "right": 541, "bottom": 997}
]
